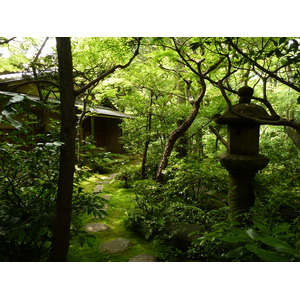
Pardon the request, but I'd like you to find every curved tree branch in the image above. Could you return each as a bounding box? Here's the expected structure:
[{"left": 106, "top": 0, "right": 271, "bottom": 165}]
[
  {"left": 0, "top": 37, "right": 16, "bottom": 45},
  {"left": 217, "top": 81, "right": 300, "bottom": 131},
  {"left": 74, "top": 38, "right": 142, "bottom": 96},
  {"left": 227, "top": 38, "right": 300, "bottom": 94}
]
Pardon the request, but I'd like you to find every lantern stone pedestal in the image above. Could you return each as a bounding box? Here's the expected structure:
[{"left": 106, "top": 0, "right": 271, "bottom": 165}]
[
  {"left": 215, "top": 86, "right": 272, "bottom": 220},
  {"left": 219, "top": 153, "right": 269, "bottom": 219}
]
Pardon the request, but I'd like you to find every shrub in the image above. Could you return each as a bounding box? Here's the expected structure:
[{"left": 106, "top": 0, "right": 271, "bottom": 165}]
[
  {"left": 0, "top": 132, "right": 108, "bottom": 261},
  {"left": 164, "top": 157, "right": 228, "bottom": 210}
]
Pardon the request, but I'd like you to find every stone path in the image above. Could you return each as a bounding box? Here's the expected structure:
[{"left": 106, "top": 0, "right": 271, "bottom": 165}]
[
  {"left": 83, "top": 223, "right": 111, "bottom": 233},
  {"left": 128, "top": 254, "right": 157, "bottom": 262},
  {"left": 99, "top": 238, "right": 131, "bottom": 254},
  {"left": 82, "top": 172, "right": 158, "bottom": 262}
]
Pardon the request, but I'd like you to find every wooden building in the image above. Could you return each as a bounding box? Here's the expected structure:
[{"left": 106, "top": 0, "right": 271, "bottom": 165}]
[{"left": 0, "top": 72, "right": 134, "bottom": 153}]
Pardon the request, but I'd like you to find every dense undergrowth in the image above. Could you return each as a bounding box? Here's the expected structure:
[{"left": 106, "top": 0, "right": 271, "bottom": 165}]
[
  {"left": 2, "top": 126, "right": 300, "bottom": 262},
  {"left": 119, "top": 129, "right": 300, "bottom": 262},
  {"left": 0, "top": 132, "right": 109, "bottom": 261}
]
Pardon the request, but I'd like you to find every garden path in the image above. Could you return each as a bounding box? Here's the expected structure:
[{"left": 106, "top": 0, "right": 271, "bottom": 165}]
[{"left": 82, "top": 173, "right": 157, "bottom": 262}]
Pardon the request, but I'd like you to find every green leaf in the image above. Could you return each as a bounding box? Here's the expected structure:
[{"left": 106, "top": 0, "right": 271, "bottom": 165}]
[
  {"left": 295, "top": 239, "right": 300, "bottom": 252},
  {"left": 259, "top": 237, "right": 294, "bottom": 252},
  {"left": 189, "top": 42, "right": 202, "bottom": 51},
  {"left": 222, "top": 236, "right": 250, "bottom": 243},
  {"left": 18, "top": 229, "right": 26, "bottom": 243},
  {"left": 10, "top": 95, "right": 27, "bottom": 104},
  {"left": 289, "top": 39, "right": 299, "bottom": 53},
  {"left": 246, "top": 228, "right": 262, "bottom": 240},
  {"left": 253, "top": 221, "right": 270, "bottom": 234},
  {"left": 3, "top": 114, "right": 26, "bottom": 131},
  {"left": 245, "top": 244, "right": 289, "bottom": 262},
  {"left": 226, "top": 246, "right": 247, "bottom": 258},
  {"left": 279, "top": 37, "right": 287, "bottom": 45},
  {"left": 271, "top": 223, "right": 290, "bottom": 235},
  {"left": 78, "top": 235, "right": 86, "bottom": 247}
]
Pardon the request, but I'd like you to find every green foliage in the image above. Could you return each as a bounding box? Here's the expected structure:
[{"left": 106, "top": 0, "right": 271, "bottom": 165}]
[
  {"left": 221, "top": 219, "right": 300, "bottom": 262},
  {"left": 115, "top": 164, "right": 141, "bottom": 188},
  {"left": 0, "top": 92, "right": 42, "bottom": 132},
  {"left": 3, "top": 36, "right": 300, "bottom": 262},
  {"left": 164, "top": 156, "right": 228, "bottom": 209},
  {"left": 124, "top": 157, "right": 229, "bottom": 243},
  {"left": 78, "top": 137, "right": 115, "bottom": 173},
  {"left": 0, "top": 132, "right": 109, "bottom": 261},
  {"left": 0, "top": 135, "right": 60, "bottom": 261}
]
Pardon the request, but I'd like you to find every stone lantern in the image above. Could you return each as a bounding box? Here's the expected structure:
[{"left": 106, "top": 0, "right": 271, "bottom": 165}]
[{"left": 215, "top": 86, "right": 273, "bottom": 220}]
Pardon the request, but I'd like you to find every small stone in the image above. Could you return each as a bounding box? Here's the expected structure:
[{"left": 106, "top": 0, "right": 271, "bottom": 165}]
[
  {"left": 101, "top": 195, "right": 111, "bottom": 201},
  {"left": 128, "top": 254, "right": 157, "bottom": 262},
  {"left": 99, "top": 238, "right": 131, "bottom": 254},
  {"left": 83, "top": 223, "right": 110, "bottom": 233},
  {"left": 94, "top": 185, "right": 104, "bottom": 193}
]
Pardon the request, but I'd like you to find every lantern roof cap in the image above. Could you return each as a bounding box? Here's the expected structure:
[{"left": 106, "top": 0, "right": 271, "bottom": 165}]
[{"left": 215, "top": 86, "right": 273, "bottom": 125}]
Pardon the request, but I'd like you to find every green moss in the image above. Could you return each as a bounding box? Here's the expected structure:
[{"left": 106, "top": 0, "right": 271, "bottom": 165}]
[{"left": 67, "top": 175, "right": 163, "bottom": 262}]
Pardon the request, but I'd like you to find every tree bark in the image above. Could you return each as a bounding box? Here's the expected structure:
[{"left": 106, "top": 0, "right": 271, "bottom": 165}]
[
  {"left": 141, "top": 92, "right": 154, "bottom": 179},
  {"left": 49, "top": 37, "right": 76, "bottom": 262},
  {"left": 209, "top": 125, "right": 228, "bottom": 149},
  {"left": 285, "top": 126, "right": 300, "bottom": 151},
  {"left": 155, "top": 100, "right": 203, "bottom": 182}
]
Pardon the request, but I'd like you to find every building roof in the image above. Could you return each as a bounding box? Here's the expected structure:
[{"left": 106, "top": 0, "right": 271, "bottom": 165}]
[
  {"left": 87, "top": 106, "right": 134, "bottom": 119},
  {"left": 0, "top": 90, "right": 134, "bottom": 119},
  {"left": 0, "top": 72, "right": 24, "bottom": 82}
]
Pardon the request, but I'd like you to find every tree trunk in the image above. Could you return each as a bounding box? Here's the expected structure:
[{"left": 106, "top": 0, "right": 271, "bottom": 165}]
[
  {"left": 141, "top": 92, "right": 153, "bottom": 179},
  {"left": 141, "top": 140, "right": 151, "bottom": 179},
  {"left": 77, "top": 95, "right": 88, "bottom": 162},
  {"left": 175, "top": 68, "right": 189, "bottom": 158},
  {"left": 49, "top": 37, "right": 76, "bottom": 262},
  {"left": 285, "top": 126, "right": 300, "bottom": 151},
  {"left": 155, "top": 101, "right": 201, "bottom": 182},
  {"left": 175, "top": 119, "right": 188, "bottom": 158}
]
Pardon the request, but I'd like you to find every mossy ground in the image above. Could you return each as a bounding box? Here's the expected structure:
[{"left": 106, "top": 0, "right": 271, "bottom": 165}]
[{"left": 67, "top": 171, "right": 163, "bottom": 262}]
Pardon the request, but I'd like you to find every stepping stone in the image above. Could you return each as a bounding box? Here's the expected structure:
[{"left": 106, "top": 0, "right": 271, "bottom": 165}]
[
  {"left": 99, "top": 238, "right": 131, "bottom": 254},
  {"left": 128, "top": 254, "right": 157, "bottom": 262},
  {"left": 83, "top": 223, "right": 110, "bottom": 233},
  {"left": 101, "top": 195, "right": 111, "bottom": 201},
  {"left": 94, "top": 185, "right": 104, "bottom": 193}
]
